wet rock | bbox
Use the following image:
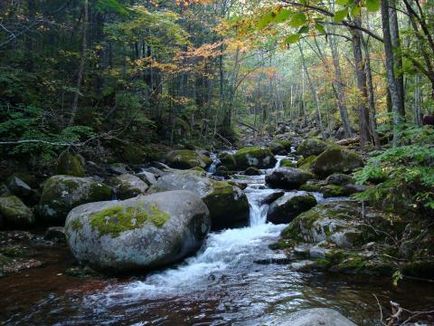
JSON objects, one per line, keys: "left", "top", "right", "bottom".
{"left": 0, "top": 196, "right": 34, "bottom": 228}
{"left": 165, "top": 150, "right": 212, "bottom": 170}
{"left": 244, "top": 167, "right": 261, "bottom": 176}
{"left": 56, "top": 152, "right": 86, "bottom": 177}
{"left": 153, "top": 170, "right": 249, "bottom": 230}
{"left": 215, "top": 165, "right": 230, "bottom": 178}
{"left": 280, "top": 159, "right": 296, "bottom": 168}
{"left": 312, "top": 147, "right": 364, "bottom": 178}
{"left": 296, "top": 138, "right": 328, "bottom": 157}
{"left": 269, "top": 140, "right": 292, "bottom": 155}
{"left": 38, "top": 175, "right": 112, "bottom": 225}
{"left": 108, "top": 163, "right": 132, "bottom": 175}
{"left": 219, "top": 152, "right": 237, "bottom": 171}
{"left": 44, "top": 226, "right": 66, "bottom": 242}
{"left": 326, "top": 173, "right": 354, "bottom": 186}
{"left": 297, "top": 155, "right": 317, "bottom": 171}
{"left": 6, "top": 176, "right": 33, "bottom": 198}
{"left": 108, "top": 174, "right": 148, "bottom": 200}
{"left": 137, "top": 170, "right": 157, "bottom": 186}
{"left": 266, "top": 168, "right": 314, "bottom": 190}
{"left": 65, "top": 191, "right": 210, "bottom": 273}
{"left": 278, "top": 308, "right": 356, "bottom": 326}
{"left": 233, "top": 147, "right": 276, "bottom": 170}
{"left": 261, "top": 191, "right": 285, "bottom": 205}
{"left": 300, "top": 180, "right": 323, "bottom": 192}
{"left": 267, "top": 193, "right": 317, "bottom": 224}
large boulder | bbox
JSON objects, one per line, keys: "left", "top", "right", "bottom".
{"left": 152, "top": 170, "right": 249, "bottom": 229}
{"left": 0, "top": 196, "right": 34, "bottom": 228}
{"left": 219, "top": 152, "right": 237, "bottom": 171}
{"left": 312, "top": 147, "right": 364, "bottom": 178}
{"left": 296, "top": 138, "right": 328, "bottom": 157}
{"left": 65, "top": 191, "right": 210, "bottom": 273}
{"left": 109, "top": 174, "right": 148, "bottom": 200}
{"left": 269, "top": 140, "right": 292, "bottom": 155}
{"left": 266, "top": 168, "right": 314, "bottom": 190}
{"left": 38, "top": 175, "right": 112, "bottom": 224}
{"left": 165, "top": 150, "right": 212, "bottom": 170}
{"left": 267, "top": 193, "right": 317, "bottom": 224}
{"left": 56, "top": 152, "right": 86, "bottom": 177}
{"left": 233, "top": 147, "right": 277, "bottom": 170}
{"left": 277, "top": 308, "right": 356, "bottom": 326}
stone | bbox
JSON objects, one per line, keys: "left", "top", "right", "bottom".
{"left": 38, "top": 175, "right": 113, "bottom": 225}
{"left": 261, "top": 191, "right": 285, "bottom": 205}
{"left": 296, "top": 138, "right": 329, "bottom": 157}
{"left": 65, "top": 191, "right": 210, "bottom": 273}
{"left": 278, "top": 308, "right": 356, "bottom": 326}
{"left": 267, "top": 193, "right": 317, "bottom": 224}
{"left": 0, "top": 196, "right": 34, "bottom": 228}
{"left": 266, "top": 168, "right": 314, "bottom": 190}
{"left": 165, "top": 150, "right": 212, "bottom": 170}
{"left": 137, "top": 170, "right": 157, "bottom": 186}
{"left": 6, "top": 176, "right": 33, "bottom": 198}
{"left": 244, "top": 167, "right": 262, "bottom": 176}
{"left": 56, "top": 152, "right": 86, "bottom": 177}
{"left": 312, "top": 147, "right": 364, "bottom": 178}
{"left": 326, "top": 173, "right": 355, "bottom": 186}
{"left": 44, "top": 226, "right": 66, "bottom": 242}
{"left": 233, "top": 147, "right": 277, "bottom": 170}
{"left": 109, "top": 174, "right": 148, "bottom": 200}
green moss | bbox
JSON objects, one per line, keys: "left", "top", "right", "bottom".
{"left": 219, "top": 153, "right": 236, "bottom": 170}
{"left": 321, "top": 185, "right": 347, "bottom": 198}
{"left": 300, "top": 183, "right": 322, "bottom": 192}
{"left": 280, "top": 159, "right": 296, "bottom": 168}
{"left": 297, "top": 155, "right": 317, "bottom": 171}
{"left": 89, "top": 204, "right": 170, "bottom": 237}
{"left": 57, "top": 152, "right": 85, "bottom": 177}
{"left": 70, "top": 219, "right": 83, "bottom": 231}
{"left": 89, "top": 182, "right": 112, "bottom": 201}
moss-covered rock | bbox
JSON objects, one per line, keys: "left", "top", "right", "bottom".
{"left": 165, "top": 150, "right": 211, "bottom": 170}
{"left": 38, "top": 175, "right": 112, "bottom": 225}
{"left": 121, "top": 143, "right": 147, "bottom": 164}
{"left": 320, "top": 185, "right": 348, "bottom": 198}
{"left": 233, "top": 147, "right": 277, "bottom": 170}
{"left": 280, "top": 159, "right": 296, "bottom": 168}
{"left": 297, "top": 155, "right": 317, "bottom": 171}
{"left": 296, "top": 138, "right": 328, "bottom": 157}
{"left": 266, "top": 168, "right": 314, "bottom": 190}
{"left": 56, "top": 152, "right": 86, "bottom": 177}
{"left": 0, "top": 196, "right": 34, "bottom": 228}
{"left": 299, "top": 181, "right": 323, "bottom": 192}
{"left": 312, "top": 146, "right": 364, "bottom": 178}
{"left": 244, "top": 167, "right": 261, "bottom": 176}
{"left": 152, "top": 170, "right": 249, "bottom": 229}
{"left": 219, "top": 152, "right": 237, "bottom": 171}
{"left": 269, "top": 140, "right": 292, "bottom": 155}
{"left": 65, "top": 191, "right": 210, "bottom": 273}
{"left": 108, "top": 174, "right": 148, "bottom": 200}
{"left": 326, "top": 173, "right": 354, "bottom": 186}
{"left": 267, "top": 193, "right": 317, "bottom": 224}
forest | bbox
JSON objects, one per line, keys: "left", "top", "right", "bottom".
{"left": 0, "top": 0, "right": 433, "bottom": 325}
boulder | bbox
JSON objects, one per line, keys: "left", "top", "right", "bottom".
{"left": 219, "top": 152, "right": 237, "bottom": 171}
{"left": 233, "top": 147, "right": 277, "bottom": 170}
{"left": 165, "top": 150, "right": 212, "bottom": 170}
{"left": 296, "top": 138, "right": 328, "bottom": 156}
{"left": 266, "top": 168, "right": 314, "bottom": 190}
{"left": 312, "top": 147, "right": 364, "bottom": 178}
{"left": 244, "top": 167, "right": 261, "bottom": 176}
{"left": 44, "top": 226, "right": 66, "bottom": 242}
{"left": 56, "top": 152, "right": 86, "bottom": 177}
{"left": 267, "top": 193, "right": 317, "bottom": 224}
{"left": 280, "top": 159, "right": 296, "bottom": 168}
{"left": 261, "top": 191, "right": 285, "bottom": 205}
{"left": 65, "top": 191, "right": 210, "bottom": 273}
{"left": 109, "top": 174, "right": 148, "bottom": 200}
{"left": 137, "top": 170, "right": 157, "bottom": 186}
{"left": 326, "top": 173, "right": 354, "bottom": 186}
{"left": 0, "top": 196, "right": 34, "bottom": 228}
{"left": 6, "top": 176, "right": 33, "bottom": 198}
{"left": 108, "top": 163, "right": 132, "bottom": 175}
{"left": 297, "top": 155, "right": 317, "bottom": 171}
{"left": 269, "top": 140, "right": 292, "bottom": 155}
{"left": 153, "top": 170, "right": 249, "bottom": 229}
{"left": 278, "top": 308, "right": 356, "bottom": 326}
{"left": 38, "top": 175, "right": 112, "bottom": 225}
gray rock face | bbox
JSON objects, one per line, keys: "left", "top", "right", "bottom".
{"left": 153, "top": 170, "right": 249, "bottom": 230}
{"left": 109, "top": 174, "right": 148, "bottom": 200}
{"left": 278, "top": 308, "right": 356, "bottom": 326}
{"left": 0, "top": 195, "right": 34, "bottom": 228}
{"left": 266, "top": 168, "right": 314, "bottom": 190}
{"left": 65, "top": 191, "right": 210, "bottom": 273}
{"left": 38, "top": 175, "right": 112, "bottom": 224}
{"left": 267, "top": 193, "right": 317, "bottom": 224}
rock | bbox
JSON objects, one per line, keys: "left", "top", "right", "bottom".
{"left": 244, "top": 167, "right": 261, "bottom": 176}
{"left": 38, "top": 175, "right": 112, "bottom": 225}
{"left": 6, "top": 176, "right": 33, "bottom": 198}
{"left": 108, "top": 163, "right": 132, "bottom": 175}
{"left": 277, "top": 308, "right": 356, "bottom": 326}
{"left": 269, "top": 140, "right": 292, "bottom": 155}
{"left": 266, "top": 168, "right": 314, "bottom": 190}
{"left": 109, "top": 174, "right": 148, "bottom": 200}
{"left": 300, "top": 181, "right": 323, "bottom": 192}
{"left": 326, "top": 173, "right": 354, "bottom": 186}
{"left": 120, "top": 143, "right": 146, "bottom": 164}
{"left": 233, "top": 147, "right": 276, "bottom": 170}
{"left": 44, "top": 226, "right": 66, "bottom": 242}
{"left": 152, "top": 170, "right": 249, "bottom": 229}
{"left": 280, "top": 159, "right": 296, "bottom": 168}
{"left": 0, "top": 184, "right": 11, "bottom": 197}
{"left": 65, "top": 191, "right": 210, "bottom": 273}
{"left": 321, "top": 185, "right": 349, "bottom": 198}
{"left": 312, "top": 147, "right": 364, "bottom": 178}
{"left": 267, "top": 193, "right": 317, "bottom": 224}
{"left": 215, "top": 165, "right": 230, "bottom": 178}
{"left": 219, "top": 152, "right": 237, "bottom": 171}
{"left": 142, "top": 167, "right": 164, "bottom": 178}
{"left": 0, "top": 196, "right": 34, "bottom": 228}
{"left": 165, "top": 150, "right": 212, "bottom": 170}
{"left": 261, "top": 191, "right": 285, "bottom": 205}
{"left": 296, "top": 138, "right": 328, "bottom": 156}
{"left": 56, "top": 152, "right": 86, "bottom": 177}
{"left": 297, "top": 155, "right": 317, "bottom": 171}
{"left": 137, "top": 170, "right": 157, "bottom": 186}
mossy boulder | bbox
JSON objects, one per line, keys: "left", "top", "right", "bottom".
{"left": 280, "top": 159, "right": 296, "bottom": 168}
{"left": 325, "top": 173, "right": 354, "bottom": 186}
{"left": 0, "top": 196, "right": 34, "bottom": 228}
{"left": 297, "top": 155, "right": 317, "bottom": 171}
{"left": 56, "top": 152, "right": 86, "bottom": 177}
{"left": 244, "top": 167, "right": 261, "bottom": 176}
{"left": 165, "top": 150, "right": 212, "bottom": 170}
{"left": 108, "top": 174, "right": 148, "bottom": 200}
{"left": 269, "top": 140, "right": 292, "bottom": 155}
{"left": 152, "top": 170, "right": 249, "bottom": 229}
{"left": 233, "top": 147, "right": 277, "bottom": 170}
{"left": 267, "top": 193, "right": 317, "bottom": 224}
{"left": 121, "top": 143, "right": 147, "bottom": 164}
{"left": 266, "top": 168, "right": 314, "bottom": 190}
{"left": 65, "top": 191, "right": 210, "bottom": 273}
{"left": 38, "top": 175, "right": 113, "bottom": 225}
{"left": 296, "top": 138, "right": 328, "bottom": 157}
{"left": 219, "top": 152, "right": 237, "bottom": 170}
{"left": 312, "top": 147, "right": 364, "bottom": 178}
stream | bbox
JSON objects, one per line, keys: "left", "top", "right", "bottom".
{"left": 1, "top": 155, "right": 434, "bottom": 325}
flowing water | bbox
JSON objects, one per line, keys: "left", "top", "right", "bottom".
{"left": 1, "top": 157, "right": 434, "bottom": 325}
